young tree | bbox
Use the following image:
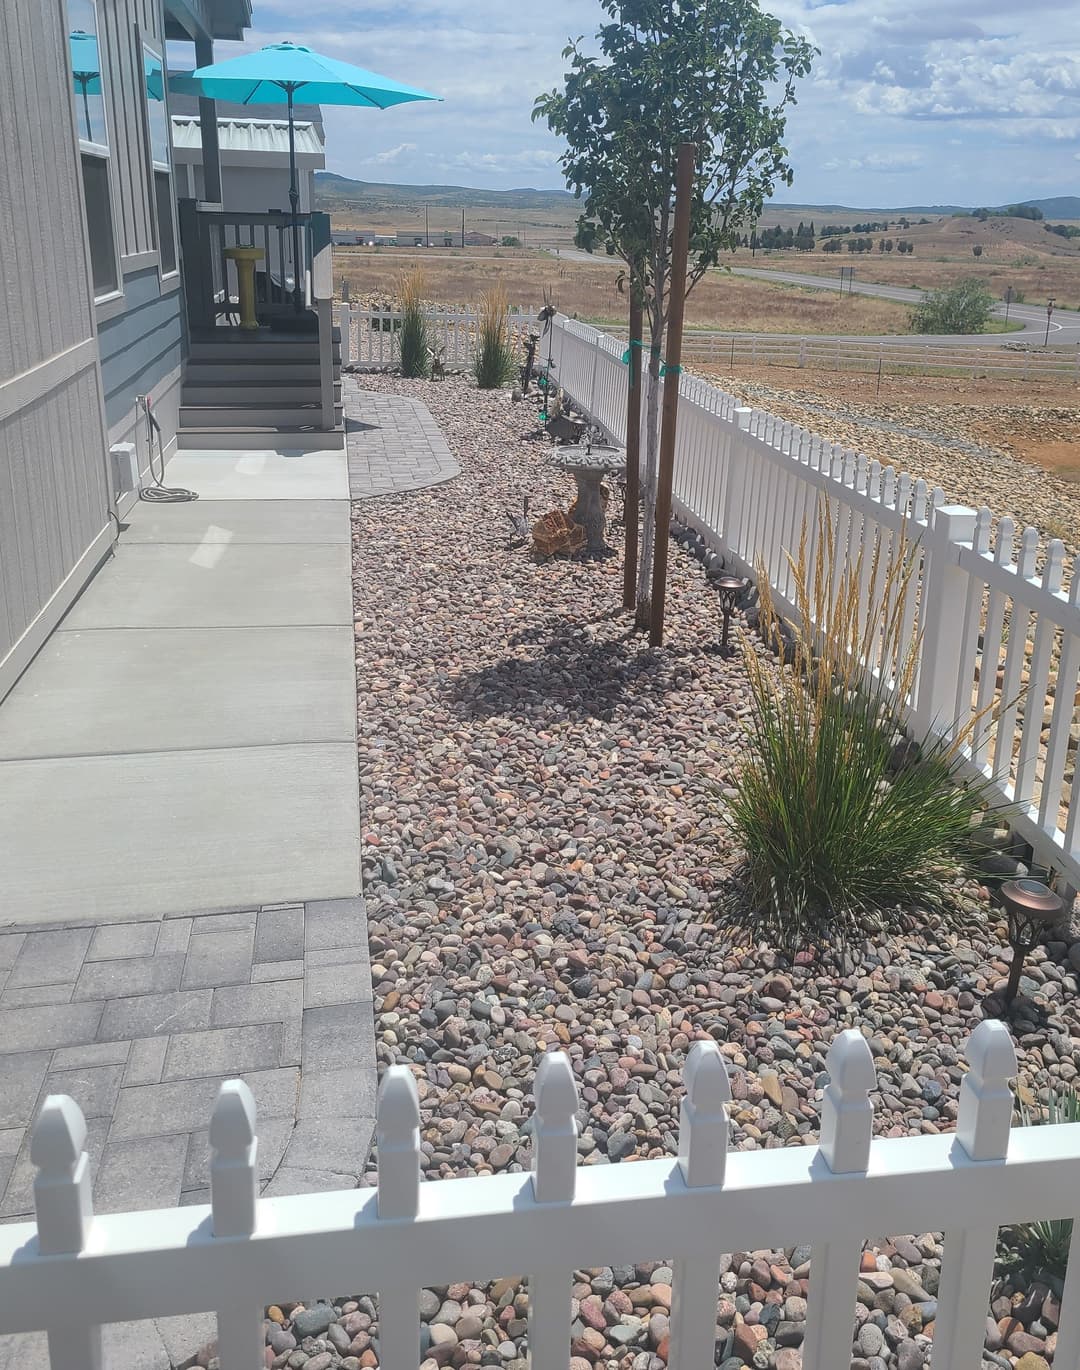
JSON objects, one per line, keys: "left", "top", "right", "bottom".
{"left": 911, "top": 278, "right": 994, "bottom": 334}
{"left": 972, "top": 244, "right": 983, "bottom": 258}
{"left": 535, "top": 0, "right": 815, "bottom": 627}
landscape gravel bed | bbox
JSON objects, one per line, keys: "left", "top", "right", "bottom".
{"left": 250, "top": 375, "right": 1080, "bottom": 1370}
{"left": 707, "top": 373, "right": 1080, "bottom": 556}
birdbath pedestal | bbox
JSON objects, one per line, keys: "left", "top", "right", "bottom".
{"left": 224, "top": 245, "right": 265, "bottom": 331}
{"left": 558, "top": 444, "right": 626, "bottom": 557}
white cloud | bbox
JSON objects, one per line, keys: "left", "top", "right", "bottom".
{"left": 370, "top": 142, "right": 417, "bottom": 165}
{"left": 216, "top": 0, "right": 1080, "bottom": 203}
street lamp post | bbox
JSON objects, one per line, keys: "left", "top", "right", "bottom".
{"left": 1045, "top": 298, "right": 1056, "bottom": 347}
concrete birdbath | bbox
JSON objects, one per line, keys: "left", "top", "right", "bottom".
{"left": 557, "top": 444, "right": 626, "bottom": 557}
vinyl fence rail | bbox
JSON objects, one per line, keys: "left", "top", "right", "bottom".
{"left": 3, "top": 1022, "right": 1080, "bottom": 1370}
{"left": 337, "top": 305, "right": 542, "bottom": 369}
{"left": 550, "top": 314, "right": 1080, "bottom": 889}
{"left": 600, "top": 327, "right": 1080, "bottom": 382}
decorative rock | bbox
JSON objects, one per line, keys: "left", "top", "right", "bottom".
{"left": 292, "top": 1307, "right": 336, "bottom": 1340}
{"left": 1015, "top": 1357, "right": 1051, "bottom": 1370}
{"left": 858, "top": 1324, "right": 885, "bottom": 1358}
{"left": 733, "top": 1323, "right": 768, "bottom": 1360}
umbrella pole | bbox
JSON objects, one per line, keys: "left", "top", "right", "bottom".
{"left": 287, "top": 85, "right": 302, "bottom": 315}
{"left": 79, "top": 79, "right": 93, "bottom": 142}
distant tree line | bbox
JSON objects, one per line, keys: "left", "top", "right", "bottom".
{"left": 968, "top": 204, "right": 1044, "bottom": 221}
{"left": 820, "top": 236, "right": 913, "bottom": 254}
{"left": 820, "top": 220, "right": 898, "bottom": 236}
{"left": 740, "top": 221, "right": 816, "bottom": 252}
{"left": 1046, "top": 222, "right": 1080, "bottom": 240}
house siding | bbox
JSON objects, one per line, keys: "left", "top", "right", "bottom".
{"left": 0, "top": 0, "right": 113, "bottom": 694}
{"left": 99, "top": 0, "right": 160, "bottom": 260}
{"left": 98, "top": 265, "right": 185, "bottom": 462}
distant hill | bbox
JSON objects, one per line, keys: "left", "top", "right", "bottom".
{"left": 314, "top": 173, "right": 575, "bottom": 212}
{"left": 317, "top": 174, "right": 1080, "bottom": 221}
{"left": 772, "top": 196, "right": 1080, "bottom": 219}
{"left": 1018, "top": 197, "right": 1080, "bottom": 220}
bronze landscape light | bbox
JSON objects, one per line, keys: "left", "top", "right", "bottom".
{"left": 999, "top": 877, "right": 1065, "bottom": 1005}
{"left": 715, "top": 576, "right": 746, "bottom": 656}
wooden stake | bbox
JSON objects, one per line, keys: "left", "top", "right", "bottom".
{"left": 623, "top": 287, "right": 643, "bottom": 613}
{"left": 649, "top": 143, "right": 696, "bottom": 648}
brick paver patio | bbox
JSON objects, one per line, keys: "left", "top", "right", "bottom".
{"left": 0, "top": 896, "right": 375, "bottom": 1222}
{"left": 345, "top": 382, "right": 460, "bottom": 498}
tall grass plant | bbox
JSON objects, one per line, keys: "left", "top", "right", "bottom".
{"left": 474, "top": 286, "right": 516, "bottom": 389}
{"left": 728, "top": 507, "right": 992, "bottom": 951}
{"left": 399, "top": 268, "right": 429, "bottom": 379}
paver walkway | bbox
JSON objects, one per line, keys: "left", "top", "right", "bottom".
{"left": 345, "top": 380, "right": 460, "bottom": 498}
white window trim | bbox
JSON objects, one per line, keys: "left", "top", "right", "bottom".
{"left": 140, "top": 36, "right": 180, "bottom": 283}
{"left": 70, "top": 0, "right": 123, "bottom": 305}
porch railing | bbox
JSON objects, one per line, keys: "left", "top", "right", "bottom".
{"left": 338, "top": 304, "right": 542, "bottom": 369}
{"left": 177, "top": 201, "right": 330, "bottom": 332}
{"left": 0, "top": 1021, "right": 1077, "bottom": 1368}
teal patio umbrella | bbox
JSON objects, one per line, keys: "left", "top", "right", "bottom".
{"left": 170, "top": 43, "right": 440, "bottom": 313}
{"left": 69, "top": 31, "right": 101, "bottom": 142}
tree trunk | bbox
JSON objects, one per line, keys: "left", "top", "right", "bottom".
{"left": 635, "top": 354, "right": 662, "bottom": 629}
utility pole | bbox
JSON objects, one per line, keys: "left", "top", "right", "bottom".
{"left": 1045, "top": 298, "right": 1056, "bottom": 347}
{"left": 649, "top": 142, "right": 696, "bottom": 648}
{"left": 461, "top": 208, "right": 465, "bottom": 249}
{"left": 1004, "top": 285, "right": 1014, "bottom": 323}
{"left": 425, "top": 204, "right": 429, "bottom": 247}
{"left": 623, "top": 283, "right": 643, "bottom": 614}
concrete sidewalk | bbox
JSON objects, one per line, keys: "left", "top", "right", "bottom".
{"left": 0, "top": 447, "right": 360, "bottom": 923}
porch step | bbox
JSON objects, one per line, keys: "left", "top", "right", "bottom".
{"left": 182, "top": 380, "right": 342, "bottom": 405}
{"left": 188, "top": 338, "right": 341, "bottom": 365}
{"left": 179, "top": 403, "right": 344, "bottom": 429}
{"left": 176, "top": 425, "right": 345, "bottom": 452}
{"left": 186, "top": 361, "right": 327, "bottom": 384}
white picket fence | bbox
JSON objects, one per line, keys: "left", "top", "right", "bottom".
{"left": 3, "top": 1022, "right": 1080, "bottom": 1370}
{"left": 337, "top": 305, "right": 542, "bottom": 369}
{"left": 601, "top": 329, "right": 1080, "bottom": 382}
{"left": 549, "top": 314, "right": 1080, "bottom": 890}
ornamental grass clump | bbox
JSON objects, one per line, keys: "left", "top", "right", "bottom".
{"left": 729, "top": 508, "right": 989, "bottom": 952}
{"left": 474, "top": 286, "right": 516, "bottom": 389}
{"left": 398, "top": 267, "right": 429, "bottom": 379}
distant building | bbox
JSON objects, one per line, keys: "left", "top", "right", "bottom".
{"left": 464, "top": 232, "right": 496, "bottom": 247}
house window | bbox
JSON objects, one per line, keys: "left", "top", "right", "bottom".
{"left": 143, "top": 45, "right": 176, "bottom": 276}
{"left": 69, "top": 0, "right": 118, "bottom": 297}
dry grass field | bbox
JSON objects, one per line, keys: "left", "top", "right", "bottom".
{"left": 335, "top": 247, "right": 914, "bottom": 334}
{"left": 741, "top": 212, "right": 1080, "bottom": 307}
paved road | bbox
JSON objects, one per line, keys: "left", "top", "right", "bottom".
{"left": 731, "top": 266, "right": 1080, "bottom": 344}
{"left": 553, "top": 248, "right": 1080, "bottom": 346}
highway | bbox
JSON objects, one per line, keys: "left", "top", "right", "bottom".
{"left": 553, "top": 248, "right": 1080, "bottom": 346}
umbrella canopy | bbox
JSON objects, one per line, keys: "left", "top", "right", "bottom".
{"left": 170, "top": 43, "right": 439, "bottom": 313}
{"left": 168, "top": 42, "right": 438, "bottom": 109}
{"left": 69, "top": 30, "right": 101, "bottom": 86}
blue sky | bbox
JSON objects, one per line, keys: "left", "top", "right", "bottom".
{"left": 197, "top": 0, "right": 1080, "bottom": 207}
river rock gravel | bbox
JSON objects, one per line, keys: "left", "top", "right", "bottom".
{"left": 252, "top": 375, "right": 1080, "bottom": 1370}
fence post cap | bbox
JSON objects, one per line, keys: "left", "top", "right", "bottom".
{"left": 535, "top": 1050, "right": 578, "bottom": 1121}
{"left": 967, "top": 1019, "right": 1017, "bottom": 1083}
{"left": 209, "top": 1079, "right": 256, "bottom": 1155}
{"left": 378, "top": 1063, "right": 421, "bottom": 1132}
{"left": 958, "top": 1020, "right": 1017, "bottom": 1162}
{"left": 826, "top": 1028, "right": 876, "bottom": 1092}
{"left": 31, "top": 1095, "right": 86, "bottom": 1173}
{"left": 683, "top": 1039, "right": 731, "bottom": 1112}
